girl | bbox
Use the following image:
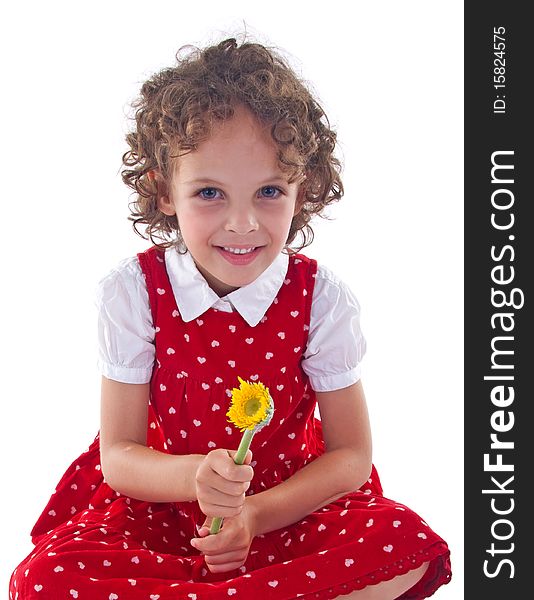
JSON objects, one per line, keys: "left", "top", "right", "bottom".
{"left": 10, "top": 38, "right": 451, "bottom": 599}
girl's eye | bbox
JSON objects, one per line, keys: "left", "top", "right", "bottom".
{"left": 260, "top": 186, "right": 282, "bottom": 198}
{"left": 198, "top": 187, "right": 221, "bottom": 200}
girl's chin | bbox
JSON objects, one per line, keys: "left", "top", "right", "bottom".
{"left": 207, "top": 269, "right": 263, "bottom": 297}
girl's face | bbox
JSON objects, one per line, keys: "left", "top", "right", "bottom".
{"left": 158, "top": 106, "right": 303, "bottom": 296}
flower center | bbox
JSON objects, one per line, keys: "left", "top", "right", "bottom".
{"left": 244, "top": 397, "right": 261, "bottom": 416}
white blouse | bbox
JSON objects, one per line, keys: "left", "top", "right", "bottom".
{"left": 95, "top": 248, "right": 366, "bottom": 392}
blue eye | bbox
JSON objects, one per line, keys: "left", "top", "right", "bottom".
{"left": 199, "top": 187, "right": 221, "bottom": 200}
{"left": 260, "top": 186, "right": 281, "bottom": 198}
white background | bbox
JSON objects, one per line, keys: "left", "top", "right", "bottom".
{"left": 1, "top": 1, "right": 463, "bottom": 597}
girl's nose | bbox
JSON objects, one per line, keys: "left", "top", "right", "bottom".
{"left": 224, "top": 206, "right": 259, "bottom": 235}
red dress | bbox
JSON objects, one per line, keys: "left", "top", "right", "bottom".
{"left": 10, "top": 247, "right": 451, "bottom": 599}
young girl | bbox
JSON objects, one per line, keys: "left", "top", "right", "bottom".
{"left": 10, "top": 38, "right": 451, "bottom": 599}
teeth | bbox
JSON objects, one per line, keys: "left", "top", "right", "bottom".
{"left": 222, "top": 247, "right": 256, "bottom": 255}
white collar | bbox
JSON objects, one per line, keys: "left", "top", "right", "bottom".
{"left": 164, "top": 248, "right": 289, "bottom": 327}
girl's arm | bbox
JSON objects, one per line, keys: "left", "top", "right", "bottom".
{"left": 100, "top": 376, "right": 204, "bottom": 502}
{"left": 246, "top": 380, "right": 372, "bottom": 536}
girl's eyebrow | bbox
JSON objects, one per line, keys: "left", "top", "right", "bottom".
{"left": 182, "top": 175, "right": 289, "bottom": 186}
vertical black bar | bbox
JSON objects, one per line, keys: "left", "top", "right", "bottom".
{"left": 465, "top": 3, "right": 532, "bottom": 597}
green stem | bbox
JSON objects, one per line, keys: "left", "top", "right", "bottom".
{"left": 234, "top": 428, "right": 255, "bottom": 465}
{"left": 209, "top": 429, "right": 255, "bottom": 535}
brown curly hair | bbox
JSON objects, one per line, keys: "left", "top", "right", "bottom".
{"left": 121, "top": 37, "right": 344, "bottom": 251}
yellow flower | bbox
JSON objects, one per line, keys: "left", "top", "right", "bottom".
{"left": 226, "top": 377, "right": 274, "bottom": 432}
{"left": 211, "top": 376, "right": 275, "bottom": 534}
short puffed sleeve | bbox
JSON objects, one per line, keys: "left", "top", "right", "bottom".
{"left": 301, "top": 264, "right": 367, "bottom": 392}
{"left": 95, "top": 256, "right": 155, "bottom": 384}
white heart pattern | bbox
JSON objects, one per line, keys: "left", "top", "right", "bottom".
{"left": 393, "top": 520, "right": 401, "bottom": 528}
{"left": 54, "top": 566, "right": 64, "bottom": 572}
{"left": 345, "top": 558, "right": 354, "bottom": 567}
{"left": 268, "top": 580, "right": 279, "bottom": 587}
{"left": 69, "top": 591, "right": 78, "bottom": 598}
{"left": 306, "top": 571, "right": 316, "bottom": 579}
{"left": 197, "top": 357, "right": 206, "bottom": 364}
{"left": 383, "top": 544, "right": 393, "bottom": 552}
{"left": 211, "top": 340, "right": 220, "bottom": 347}
{"left": 265, "top": 352, "right": 274, "bottom": 359}
{"left": 245, "top": 338, "right": 254, "bottom": 344}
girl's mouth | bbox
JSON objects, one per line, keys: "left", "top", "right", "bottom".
{"left": 216, "top": 246, "right": 262, "bottom": 265}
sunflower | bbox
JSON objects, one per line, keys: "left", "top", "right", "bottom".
{"left": 210, "top": 377, "right": 275, "bottom": 535}
{"left": 226, "top": 377, "right": 274, "bottom": 432}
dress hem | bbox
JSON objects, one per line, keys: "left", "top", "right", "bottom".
{"left": 291, "top": 542, "right": 450, "bottom": 600}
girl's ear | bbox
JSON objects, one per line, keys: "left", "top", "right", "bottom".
{"left": 158, "top": 193, "right": 176, "bottom": 216}
{"left": 151, "top": 171, "right": 176, "bottom": 216}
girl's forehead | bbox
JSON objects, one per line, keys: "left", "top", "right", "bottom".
{"left": 173, "top": 110, "right": 283, "bottom": 179}
{"left": 204, "top": 107, "right": 273, "bottom": 149}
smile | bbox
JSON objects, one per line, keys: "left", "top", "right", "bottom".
{"left": 216, "top": 245, "right": 262, "bottom": 265}
{"left": 222, "top": 246, "right": 256, "bottom": 255}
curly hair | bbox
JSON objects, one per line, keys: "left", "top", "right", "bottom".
{"left": 122, "top": 37, "right": 344, "bottom": 251}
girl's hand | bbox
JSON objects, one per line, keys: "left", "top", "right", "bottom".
{"left": 191, "top": 500, "right": 258, "bottom": 573}
{"left": 195, "top": 448, "right": 254, "bottom": 519}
